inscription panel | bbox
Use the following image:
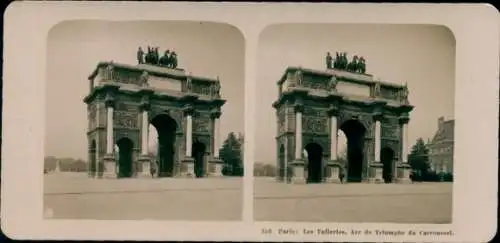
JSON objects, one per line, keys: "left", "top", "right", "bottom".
{"left": 149, "top": 76, "right": 182, "bottom": 92}
{"left": 337, "top": 81, "right": 371, "bottom": 97}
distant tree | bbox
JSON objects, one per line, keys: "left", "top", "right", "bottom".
{"left": 408, "top": 138, "right": 431, "bottom": 181}
{"left": 220, "top": 132, "right": 244, "bottom": 176}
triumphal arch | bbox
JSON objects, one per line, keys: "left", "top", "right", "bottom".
{"left": 273, "top": 52, "right": 413, "bottom": 184}
{"left": 84, "top": 48, "right": 225, "bottom": 178}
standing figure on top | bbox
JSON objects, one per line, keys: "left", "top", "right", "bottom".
{"left": 326, "top": 52, "right": 333, "bottom": 69}
{"left": 137, "top": 47, "right": 144, "bottom": 64}
{"left": 159, "top": 49, "right": 171, "bottom": 66}
{"left": 170, "top": 51, "right": 178, "bottom": 69}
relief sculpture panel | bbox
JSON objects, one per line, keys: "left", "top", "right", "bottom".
{"left": 192, "top": 81, "right": 212, "bottom": 96}
{"left": 88, "top": 104, "right": 96, "bottom": 131}
{"left": 114, "top": 111, "right": 139, "bottom": 129}
{"left": 193, "top": 113, "right": 211, "bottom": 134}
{"left": 302, "top": 77, "right": 328, "bottom": 90}
{"left": 277, "top": 108, "right": 286, "bottom": 134}
{"left": 303, "top": 116, "right": 328, "bottom": 134}
{"left": 114, "top": 69, "right": 141, "bottom": 85}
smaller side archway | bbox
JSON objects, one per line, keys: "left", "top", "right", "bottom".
{"left": 278, "top": 144, "right": 285, "bottom": 181}
{"left": 305, "top": 142, "right": 324, "bottom": 183}
{"left": 192, "top": 141, "right": 207, "bottom": 178}
{"left": 381, "top": 147, "right": 395, "bottom": 183}
{"left": 116, "top": 137, "right": 134, "bottom": 178}
{"left": 89, "top": 139, "right": 97, "bottom": 176}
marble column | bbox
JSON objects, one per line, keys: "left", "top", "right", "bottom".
{"left": 186, "top": 114, "right": 193, "bottom": 157}
{"left": 141, "top": 110, "right": 149, "bottom": 155}
{"left": 330, "top": 116, "right": 338, "bottom": 161}
{"left": 401, "top": 122, "right": 409, "bottom": 163}
{"left": 374, "top": 119, "right": 381, "bottom": 162}
{"left": 326, "top": 109, "right": 341, "bottom": 183}
{"left": 213, "top": 117, "right": 220, "bottom": 158}
{"left": 182, "top": 107, "right": 195, "bottom": 177}
{"left": 103, "top": 101, "right": 116, "bottom": 178}
{"left": 291, "top": 105, "right": 305, "bottom": 184}
{"left": 396, "top": 116, "right": 412, "bottom": 183}
{"left": 209, "top": 111, "right": 223, "bottom": 177}
{"left": 106, "top": 105, "right": 114, "bottom": 154}
{"left": 138, "top": 107, "right": 152, "bottom": 177}
{"left": 369, "top": 114, "right": 384, "bottom": 183}
{"left": 294, "top": 111, "right": 302, "bottom": 160}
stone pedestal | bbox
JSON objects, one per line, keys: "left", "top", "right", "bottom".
{"left": 181, "top": 157, "right": 195, "bottom": 177}
{"left": 290, "top": 159, "right": 306, "bottom": 184}
{"left": 396, "top": 163, "right": 412, "bottom": 184}
{"left": 325, "top": 161, "right": 342, "bottom": 183}
{"left": 368, "top": 162, "right": 384, "bottom": 183}
{"left": 102, "top": 154, "right": 117, "bottom": 179}
{"left": 209, "top": 158, "right": 224, "bottom": 177}
{"left": 138, "top": 155, "right": 152, "bottom": 178}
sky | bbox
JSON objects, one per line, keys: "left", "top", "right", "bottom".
{"left": 45, "top": 21, "right": 245, "bottom": 160}
{"left": 255, "top": 24, "right": 456, "bottom": 164}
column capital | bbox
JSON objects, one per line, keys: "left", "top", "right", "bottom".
{"left": 293, "top": 104, "right": 304, "bottom": 113}
{"left": 327, "top": 107, "right": 339, "bottom": 117}
{"left": 183, "top": 105, "right": 195, "bottom": 116}
{"left": 372, "top": 112, "right": 384, "bottom": 122}
{"left": 139, "top": 102, "right": 150, "bottom": 111}
{"left": 211, "top": 111, "right": 222, "bottom": 119}
{"left": 104, "top": 98, "right": 115, "bottom": 109}
{"left": 398, "top": 114, "right": 410, "bottom": 124}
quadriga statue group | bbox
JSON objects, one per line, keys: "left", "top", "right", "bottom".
{"left": 137, "top": 46, "right": 178, "bottom": 69}
{"left": 326, "top": 52, "right": 366, "bottom": 74}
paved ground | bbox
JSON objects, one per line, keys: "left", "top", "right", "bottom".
{"left": 254, "top": 178, "right": 452, "bottom": 223}
{"left": 44, "top": 173, "right": 243, "bottom": 221}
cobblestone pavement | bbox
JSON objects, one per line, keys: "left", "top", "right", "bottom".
{"left": 44, "top": 173, "right": 243, "bottom": 221}
{"left": 254, "top": 178, "right": 452, "bottom": 223}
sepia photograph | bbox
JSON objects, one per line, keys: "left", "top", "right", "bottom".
{"left": 253, "top": 24, "right": 456, "bottom": 223}
{"left": 2, "top": 2, "right": 497, "bottom": 242}
{"left": 43, "top": 20, "right": 245, "bottom": 221}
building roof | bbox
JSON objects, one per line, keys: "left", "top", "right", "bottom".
{"left": 431, "top": 119, "right": 455, "bottom": 143}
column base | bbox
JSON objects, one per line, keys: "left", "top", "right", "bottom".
{"left": 208, "top": 158, "right": 224, "bottom": 177}
{"left": 368, "top": 162, "right": 384, "bottom": 183}
{"left": 181, "top": 157, "right": 195, "bottom": 177}
{"left": 137, "top": 155, "right": 152, "bottom": 178}
{"left": 325, "top": 161, "right": 342, "bottom": 184}
{"left": 102, "top": 154, "right": 117, "bottom": 179}
{"left": 396, "top": 163, "right": 412, "bottom": 183}
{"left": 290, "top": 159, "right": 306, "bottom": 184}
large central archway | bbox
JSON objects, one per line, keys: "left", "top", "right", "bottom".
{"left": 305, "top": 142, "right": 324, "bottom": 183}
{"left": 151, "top": 114, "right": 178, "bottom": 177}
{"left": 381, "top": 147, "right": 395, "bottom": 183}
{"left": 117, "top": 137, "right": 134, "bottom": 178}
{"left": 340, "top": 119, "right": 366, "bottom": 183}
{"left": 192, "top": 141, "right": 206, "bottom": 178}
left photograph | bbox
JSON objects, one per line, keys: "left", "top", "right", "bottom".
{"left": 43, "top": 21, "right": 245, "bottom": 221}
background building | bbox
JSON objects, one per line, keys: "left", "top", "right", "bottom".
{"left": 427, "top": 117, "right": 454, "bottom": 174}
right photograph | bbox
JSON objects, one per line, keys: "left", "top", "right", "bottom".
{"left": 253, "top": 24, "right": 455, "bottom": 223}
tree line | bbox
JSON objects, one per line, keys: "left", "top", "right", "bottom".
{"left": 44, "top": 132, "right": 245, "bottom": 177}
{"left": 253, "top": 138, "right": 453, "bottom": 182}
